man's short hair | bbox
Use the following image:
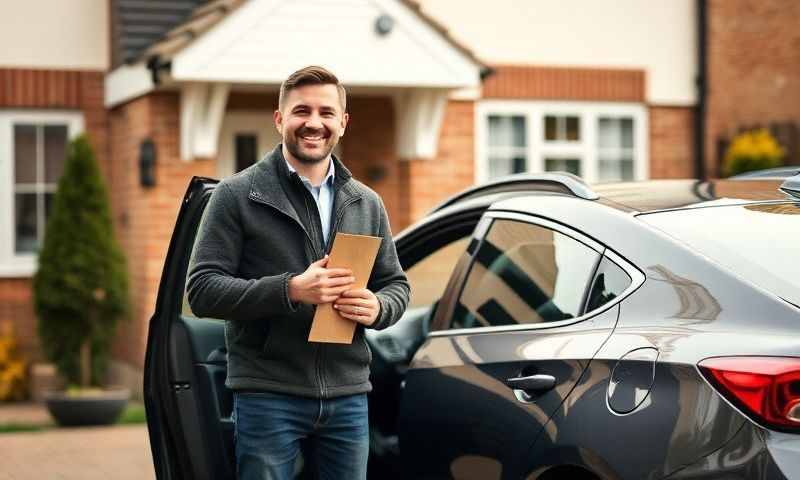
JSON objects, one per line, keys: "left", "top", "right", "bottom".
{"left": 279, "top": 66, "right": 347, "bottom": 112}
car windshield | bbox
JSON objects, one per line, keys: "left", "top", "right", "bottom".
{"left": 640, "top": 202, "right": 800, "bottom": 308}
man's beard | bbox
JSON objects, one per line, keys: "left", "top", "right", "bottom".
{"left": 285, "top": 127, "right": 338, "bottom": 165}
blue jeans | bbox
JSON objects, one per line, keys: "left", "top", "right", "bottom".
{"left": 233, "top": 391, "right": 369, "bottom": 480}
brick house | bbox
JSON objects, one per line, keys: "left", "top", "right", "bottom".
{"left": 1, "top": 0, "right": 797, "bottom": 395}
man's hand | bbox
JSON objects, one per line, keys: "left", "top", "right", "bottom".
{"left": 334, "top": 288, "right": 380, "bottom": 327}
{"left": 288, "top": 256, "right": 354, "bottom": 305}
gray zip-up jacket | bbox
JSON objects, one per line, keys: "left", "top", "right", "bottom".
{"left": 186, "top": 145, "right": 410, "bottom": 398}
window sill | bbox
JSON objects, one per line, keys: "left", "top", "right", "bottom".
{"left": 0, "top": 260, "right": 37, "bottom": 278}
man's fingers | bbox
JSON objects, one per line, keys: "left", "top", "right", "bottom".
{"left": 321, "top": 284, "right": 352, "bottom": 297}
{"left": 310, "top": 255, "right": 329, "bottom": 268}
{"left": 341, "top": 288, "right": 370, "bottom": 298}
{"left": 334, "top": 297, "right": 369, "bottom": 307}
{"left": 324, "top": 268, "right": 353, "bottom": 278}
{"left": 322, "top": 276, "right": 355, "bottom": 288}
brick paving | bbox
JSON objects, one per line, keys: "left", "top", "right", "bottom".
{"left": 0, "top": 403, "right": 154, "bottom": 480}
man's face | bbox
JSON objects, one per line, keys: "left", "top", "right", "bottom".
{"left": 275, "top": 84, "right": 348, "bottom": 165}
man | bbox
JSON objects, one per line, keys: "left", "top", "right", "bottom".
{"left": 186, "top": 66, "right": 410, "bottom": 480}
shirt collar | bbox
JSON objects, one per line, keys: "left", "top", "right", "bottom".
{"left": 284, "top": 156, "right": 335, "bottom": 188}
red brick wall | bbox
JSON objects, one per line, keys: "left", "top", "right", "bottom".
{"left": 398, "top": 100, "right": 475, "bottom": 228}
{"left": 0, "top": 68, "right": 108, "bottom": 364}
{"left": 109, "top": 92, "right": 216, "bottom": 370}
{"left": 483, "top": 65, "right": 645, "bottom": 102}
{"left": 649, "top": 106, "right": 695, "bottom": 179}
{"left": 706, "top": 0, "right": 800, "bottom": 176}
{"left": 342, "top": 96, "right": 402, "bottom": 232}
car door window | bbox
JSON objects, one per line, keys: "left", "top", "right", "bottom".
{"left": 405, "top": 236, "right": 471, "bottom": 310}
{"left": 583, "top": 256, "right": 632, "bottom": 314}
{"left": 451, "top": 219, "right": 600, "bottom": 328}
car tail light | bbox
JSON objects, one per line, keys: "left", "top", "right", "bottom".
{"left": 699, "top": 356, "right": 800, "bottom": 432}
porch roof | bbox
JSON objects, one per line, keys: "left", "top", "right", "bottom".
{"left": 106, "top": 0, "right": 488, "bottom": 161}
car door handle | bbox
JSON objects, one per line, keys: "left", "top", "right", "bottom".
{"left": 506, "top": 374, "right": 557, "bottom": 394}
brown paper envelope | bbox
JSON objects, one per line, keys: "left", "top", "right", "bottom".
{"left": 308, "top": 233, "right": 383, "bottom": 344}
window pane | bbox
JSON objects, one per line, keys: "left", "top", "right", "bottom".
{"left": 544, "top": 116, "right": 557, "bottom": 141}
{"left": 14, "top": 125, "right": 37, "bottom": 184}
{"left": 407, "top": 237, "right": 471, "bottom": 309}
{"left": 452, "top": 220, "right": 600, "bottom": 328}
{"left": 15, "top": 193, "right": 38, "bottom": 253}
{"left": 44, "top": 125, "right": 68, "bottom": 183}
{"left": 599, "top": 154, "right": 634, "bottom": 182}
{"left": 489, "top": 155, "right": 527, "bottom": 178}
{"left": 545, "top": 158, "right": 581, "bottom": 176}
{"left": 585, "top": 257, "right": 631, "bottom": 313}
{"left": 620, "top": 118, "right": 634, "bottom": 148}
{"left": 566, "top": 116, "right": 580, "bottom": 141}
{"left": 598, "top": 117, "right": 634, "bottom": 149}
{"left": 598, "top": 118, "right": 617, "bottom": 148}
{"left": 489, "top": 115, "right": 526, "bottom": 147}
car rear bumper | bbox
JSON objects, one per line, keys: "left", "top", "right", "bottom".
{"left": 665, "top": 422, "right": 800, "bottom": 479}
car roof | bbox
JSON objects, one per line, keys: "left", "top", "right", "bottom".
{"left": 429, "top": 172, "right": 797, "bottom": 217}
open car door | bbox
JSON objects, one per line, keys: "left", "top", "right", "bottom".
{"left": 144, "top": 177, "right": 234, "bottom": 480}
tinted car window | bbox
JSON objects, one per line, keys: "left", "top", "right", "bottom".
{"left": 640, "top": 202, "right": 800, "bottom": 307}
{"left": 406, "top": 236, "right": 470, "bottom": 310}
{"left": 584, "top": 256, "right": 632, "bottom": 313}
{"left": 452, "top": 219, "right": 600, "bottom": 328}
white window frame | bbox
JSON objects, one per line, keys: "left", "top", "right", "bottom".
{"left": 0, "top": 110, "right": 84, "bottom": 277}
{"left": 475, "top": 100, "right": 648, "bottom": 184}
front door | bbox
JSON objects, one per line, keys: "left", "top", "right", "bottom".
{"left": 218, "top": 113, "right": 280, "bottom": 177}
{"left": 398, "top": 213, "right": 629, "bottom": 479}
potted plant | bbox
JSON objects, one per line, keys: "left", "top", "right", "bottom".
{"left": 32, "top": 134, "right": 130, "bottom": 426}
{"left": 723, "top": 128, "right": 785, "bottom": 177}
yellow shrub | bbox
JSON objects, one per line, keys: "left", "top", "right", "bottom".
{"left": 723, "top": 128, "right": 785, "bottom": 177}
{"left": 0, "top": 322, "right": 27, "bottom": 401}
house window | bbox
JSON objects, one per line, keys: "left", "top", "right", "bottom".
{"left": 544, "top": 115, "right": 580, "bottom": 142}
{"left": 487, "top": 115, "right": 527, "bottom": 178}
{"left": 477, "top": 102, "right": 647, "bottom": 184}
{"left": 0, "top": 111, "right": 83, "bottom": 277}
{"left": 598, "top": 117, "right": 635, "bottom": 182}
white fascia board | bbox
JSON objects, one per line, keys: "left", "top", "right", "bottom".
{"left": 170, "top": 0, "right": 482, "bottom": 89}
{"left": 105, "top": 63, "right": 155, "bottom": 108}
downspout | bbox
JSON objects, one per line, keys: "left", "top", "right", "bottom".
{"left": 694, "top": 0, "right": 708, "bottom": 180}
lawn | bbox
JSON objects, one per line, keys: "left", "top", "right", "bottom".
{"left": 0, "top": 402, "right": 146, "bottom": 433}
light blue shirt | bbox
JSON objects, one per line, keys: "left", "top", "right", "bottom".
{"left": 285, "top": 158, "right": 335, "bottom": 245}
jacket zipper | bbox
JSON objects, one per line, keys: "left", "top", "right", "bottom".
{"left": 325, "top": 196, "right": 362, "bottom": 253}
{"left": 249, "top": 195, "right": 319, "bottom": 260}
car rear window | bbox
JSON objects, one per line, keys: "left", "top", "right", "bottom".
{"left": 640, "top": 202, "right": 800, "bottom": 307}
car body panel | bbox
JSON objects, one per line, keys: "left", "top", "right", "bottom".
{"left": 399, "top": 305, "right": 620, "bottom": 479}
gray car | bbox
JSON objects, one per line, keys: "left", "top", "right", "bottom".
{"left": 145, "top": 172, "right": 800, "bottom": 479}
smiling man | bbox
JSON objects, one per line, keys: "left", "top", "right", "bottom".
{"left": 186, "top": 66, "right": 410, "bottom": 480}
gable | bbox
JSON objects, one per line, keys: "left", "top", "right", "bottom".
{"left": 170, "top": 0, "right": 482, "bottom": 88}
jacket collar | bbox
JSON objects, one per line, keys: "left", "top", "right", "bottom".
{"left": 249, "top": 144, "right": 360, "bottom": 214}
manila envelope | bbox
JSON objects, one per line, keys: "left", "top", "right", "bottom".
{"left": 307, "top": 233, "right": 383, "bottom": 344}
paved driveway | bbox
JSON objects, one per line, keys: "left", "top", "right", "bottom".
{"left": 0, "top": 424, "right": 154, "bottom": 480}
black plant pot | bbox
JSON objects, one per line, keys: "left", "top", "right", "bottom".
{"left": 44, "top": 388, "right": 130, "bottom": 426}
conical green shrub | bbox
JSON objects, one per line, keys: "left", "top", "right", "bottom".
{"left": 32, "top": 134, "right": 129, "bottom": 387}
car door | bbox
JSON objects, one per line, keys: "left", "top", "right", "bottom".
{"left": 145, "top": 177, "right": 492, "bottom": 480}
{"left": 398, "top": 212, "right": 641, "bottom": 480}
{"left": 144, "top": 177, "right": 232, "bottom": 480}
